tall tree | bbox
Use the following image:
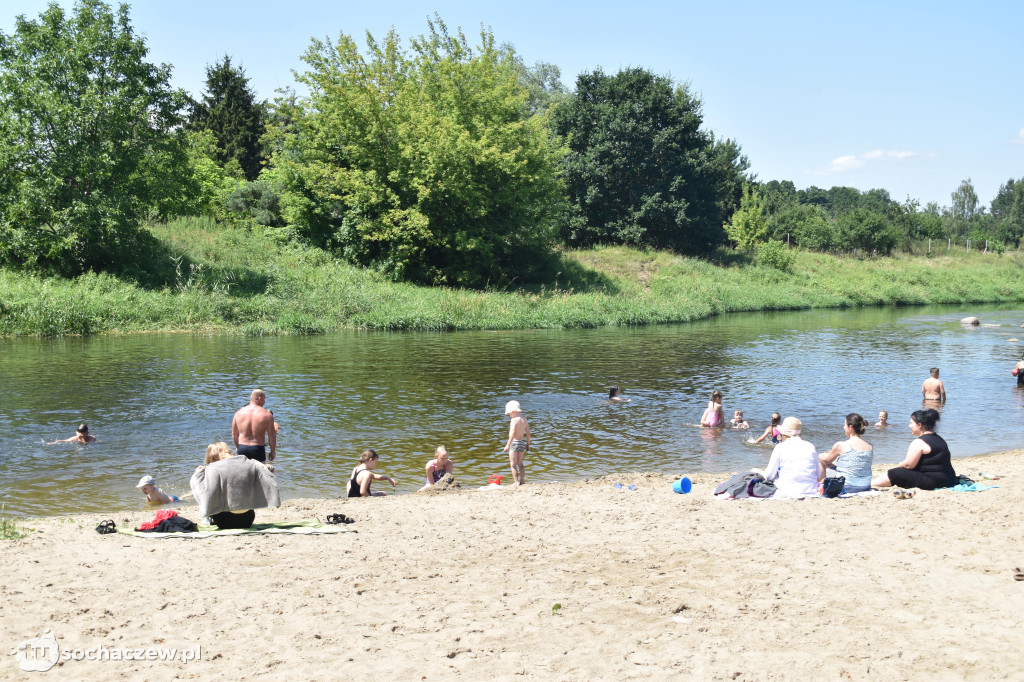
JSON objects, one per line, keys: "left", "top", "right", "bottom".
{"left": 189, "top": 55, "right": 266, "bottom": 182}
{"left": 0, "top": 0, "right": 189, "bottom": 274}
{"left": 267, "top": 18, "right": 564, "bottom": 286}
{"left": 949, "top": 178, "right": 979, "bottom": 239}
{"left": 552, "top": 68, "right": 734, "bottom": 252}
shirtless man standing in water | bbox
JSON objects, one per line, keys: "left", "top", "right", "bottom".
{"left": 232, "top": 389, "right": 276, "bottom": 462}
{"left": 922, "top": 368, "right": 946, "bottom": 402}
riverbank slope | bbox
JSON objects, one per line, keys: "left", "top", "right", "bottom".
{"left": 2, "top": 450, "right": 1021, "bottom": 680}
{"left": 3, "top": 218, "right": 1024, "bottom": 336}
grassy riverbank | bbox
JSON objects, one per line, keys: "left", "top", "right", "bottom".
{"left": 2, "top": 218, "right": 1024, "bottom": 336}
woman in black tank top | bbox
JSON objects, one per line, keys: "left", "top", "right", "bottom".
{"left": 871, "top": 408, "right": 957, "bottom": 490}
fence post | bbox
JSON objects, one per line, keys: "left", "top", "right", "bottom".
{"left": 928, "top": 238, "right": 931, "bottom": 253}
{"left": 948, "top": 238, "right": 951, "bottom": 250}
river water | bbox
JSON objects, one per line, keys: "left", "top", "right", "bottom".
{"left": 2, "top": 304, "right": 1023, "bottom": 517}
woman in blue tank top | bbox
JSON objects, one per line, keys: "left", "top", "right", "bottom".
{"left": 819, "top": 413, "right": 874, "bottom": 493}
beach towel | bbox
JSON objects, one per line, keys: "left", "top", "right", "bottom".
{"left": 942, "top": 483, "right": 1000, "bottom": 492}
{"left": 190, "top": 455, "right": 280, "bottom": 517}
{"left": 115, "top": 519, "right": 355, "bottom": 539}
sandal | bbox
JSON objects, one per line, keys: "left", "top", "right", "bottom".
{"left": 95, "top": 519, "right": 116, "bottom": 535}
{"left": 1014, "top": 568, "right": 1024, "bottom": 582}
{"left": 325, "top": 514, "right": 354, "bottom": 525}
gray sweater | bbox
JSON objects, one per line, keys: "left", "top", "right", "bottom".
{"left": 190, "top": 455, "right": 280, "bottom": 517}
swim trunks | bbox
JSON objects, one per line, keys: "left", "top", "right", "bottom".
{"left": 237, "top": 444, "right": 266, "bottom": 462}
{"left": 509, "top": 439, "right": 527, "bottom": 453}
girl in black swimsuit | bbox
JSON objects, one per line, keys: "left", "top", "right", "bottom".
{"left": 348, "top": 449, "right": 397, "bottom": 497}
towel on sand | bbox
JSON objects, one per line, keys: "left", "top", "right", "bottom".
{"left": 116, "top": 519, "right": 355, "bottom": 539}
{"left": 943, "top": 483, "right": 1000, "bottom": 492}
{"left": 190, "top": 455, "right": 280, "bottom": 517}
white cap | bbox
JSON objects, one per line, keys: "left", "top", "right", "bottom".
{"left": 504, "top": 400, "right": 522, "bottom": 415}
{"left": 136, "top": 475, "right": 156, "bottom": 488}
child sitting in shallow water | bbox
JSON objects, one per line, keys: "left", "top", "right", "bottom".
{"left": 730, "top": 410, "right": 749, "bottom": 429}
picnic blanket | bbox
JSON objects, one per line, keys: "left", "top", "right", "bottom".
{"left": 115, "top": 519, "right": 355, "bottom": 539}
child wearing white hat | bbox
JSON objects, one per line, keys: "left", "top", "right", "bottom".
{"left": 502, "top": 400, "right": 531, "bottom": 487}
{"left": 136, "top": 475, "right": 180, "bottom": 504}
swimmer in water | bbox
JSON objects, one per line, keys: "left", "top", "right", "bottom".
{"left": 48, "top": 422, "right": 97, "bottom": 444}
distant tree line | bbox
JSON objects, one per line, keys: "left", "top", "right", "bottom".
{"left": 1, "top": 1, "right": 1021, "bottom": 284}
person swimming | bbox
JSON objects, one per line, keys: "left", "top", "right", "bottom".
{"left": 48, "top": 422, "right": 96, "bottom": 444}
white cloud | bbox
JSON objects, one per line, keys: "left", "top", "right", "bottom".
{"left": 814, "top": 149, "right": 920, "bottom": 175}
{"left": 1011, "top": 127, "right": 1024, "bottom": 144}
{"left": 824, "top": 155, "right": 866, "bottom": 173}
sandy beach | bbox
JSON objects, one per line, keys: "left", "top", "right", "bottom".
{"left": 3, "top": 451, "right": 1023, "bottom": 681}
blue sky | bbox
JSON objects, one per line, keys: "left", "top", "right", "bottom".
{"left": 3, "top": 0, "right": 1021, "bottom": 207}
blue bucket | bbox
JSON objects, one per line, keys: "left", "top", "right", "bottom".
{"left": 672, "top": 477, "right": 692, "bottom": 494}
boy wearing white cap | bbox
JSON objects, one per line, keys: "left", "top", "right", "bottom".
{"left": 502, "top": 400, "right": 531, "bottom": 487}
{"left": 136, "top": 475, "right": 179, "bottom": 504}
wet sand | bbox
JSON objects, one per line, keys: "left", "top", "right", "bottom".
{"left": 2, "top": 451, "right": 1023, "bottom": 680}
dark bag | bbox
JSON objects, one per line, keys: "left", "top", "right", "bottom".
{"left": 820, "top": 476, "right": 845, "bottom": 498}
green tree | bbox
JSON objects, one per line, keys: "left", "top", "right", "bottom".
{"left": 516, "top": 59, "right": 569, "bottom": 115}
{"left": 992, "top": 178, "right": 1024, "bottom": 246}
{"left": 267, "top": 18, "right": 564, "bottom": 286}
{"left": 760, "top": 180, "right": 798, "bottom": 219}
{"left": 775, "top": 204, "right": 834, "bottom": 249}
{"left": 724, "top": 183, "right": 768, "bottom": 249}
{"left": 711, "top": 135, "right": 753, "bottom": 226}
{"left": 552, "top": 67, "right": 735, "bottom": 252}
{"left": 835, "top": 208, "right": 898, "bottom": 254}
{"left": 949, "top": 178, "right": 979, "bottom": 239}
{"left": 0, "top": 0, "right": 189, "bottom": 274}
{"left": 189, "top": 55, "right": 266, "bottom": 182}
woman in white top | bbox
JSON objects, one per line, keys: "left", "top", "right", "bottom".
{"left": 759, "top": 416, "right": 821, "bottom": 498}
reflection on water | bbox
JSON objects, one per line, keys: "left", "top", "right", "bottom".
{"left": 2, "top": 304, "right": 1023, "bottom": 517}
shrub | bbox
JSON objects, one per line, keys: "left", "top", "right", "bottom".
{"left": 223, "top": 181, "right": 284, "bottom": 227}
{"left": 756, "top": 239, "right": 794, "bottom": 272}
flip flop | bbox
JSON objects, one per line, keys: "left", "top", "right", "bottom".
{"left": 1014, "top": 568, "right": 1024, "bottom": 582}
{"left": 95, "top": 519, "right": 116, "bottom": 535}
{"left": 325, "top": 514, "right": 355, "bottom": 525}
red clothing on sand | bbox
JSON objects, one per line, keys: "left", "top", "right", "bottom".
{"left": 137, "top": 509, "right": 178, "bottom": 531}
